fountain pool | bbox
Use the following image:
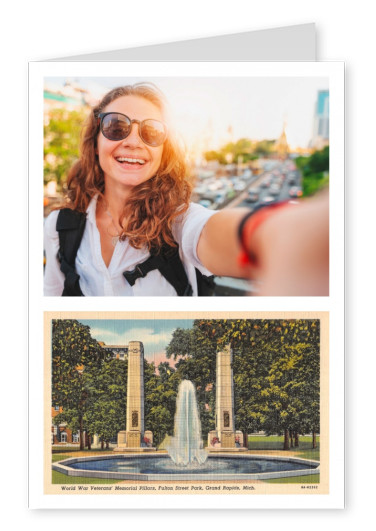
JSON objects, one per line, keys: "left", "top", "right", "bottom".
{"left": 53, "top": 453, "right": 319, "bottom": 481}
{"left": 52, "top": 380, "right": 319, "bottom": 481}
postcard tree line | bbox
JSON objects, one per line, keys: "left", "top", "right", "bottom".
{"left": 52, "top": 319, "right": 320, "bottom": 450}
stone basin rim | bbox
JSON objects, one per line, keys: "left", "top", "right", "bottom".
{"left": 52, "top": 453, "right": 320, "bottom": 481}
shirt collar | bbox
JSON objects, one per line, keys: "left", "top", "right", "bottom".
{"left": 86, "top": 195, "right": 98, "bottom": 225}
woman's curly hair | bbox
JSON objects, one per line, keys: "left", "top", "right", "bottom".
{"left": 63, "top": 83, "right": 192, "bottom": 250}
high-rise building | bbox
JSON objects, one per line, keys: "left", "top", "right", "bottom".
{"left": 311, "top": 90, "right": 329, "bottom": 149}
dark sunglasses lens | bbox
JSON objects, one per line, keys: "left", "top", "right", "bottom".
{"left": 141, "top": 119, "right": 167, "bottom": 146}
{"left": 101, "top": 113, "right": 131, "bottom": 141}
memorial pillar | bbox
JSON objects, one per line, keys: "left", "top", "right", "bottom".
{"left": 215, "top": 344, "right": 236, "bottom": 448}
{"left": 116, "top": 341, "right": 144, "bottom": 449}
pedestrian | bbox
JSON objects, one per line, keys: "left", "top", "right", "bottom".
{"left": 44, "top": 83, "right": 329, "bottom": 296}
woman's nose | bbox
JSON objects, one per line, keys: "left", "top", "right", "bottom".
{"left": 122, "top": 123, "right": 143, "bottom": 146}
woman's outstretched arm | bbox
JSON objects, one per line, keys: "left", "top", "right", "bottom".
{"left": 197, "top": 190, "right": 329, "bottom": 296}
{"left": 196, "top": 207, "right": 250, "bottom": 278}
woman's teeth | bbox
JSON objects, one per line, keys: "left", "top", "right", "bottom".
{"left": 116, "top": 157, "right": 146, "bottom": 165}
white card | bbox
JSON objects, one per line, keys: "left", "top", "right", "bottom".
{"left": 29, "top": 25, "right": 344, "bottom": 510}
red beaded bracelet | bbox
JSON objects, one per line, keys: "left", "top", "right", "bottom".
{"left": 237, "top": 201, "right": 292, "bottom": 268}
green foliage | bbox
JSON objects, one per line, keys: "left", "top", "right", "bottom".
{"left": 144, "top": 361, "right": 181, "bottom": 445}
{"left": 52, "top": 319, "right": 108, "bottom": 409}
{"left": 204, "top": 150, "right": 227, "bottom": 165}
{"left": 165, "top": 319, "right": 320, "bottom": 446}
{"left": 295, "top": 146, "right": 329, "bottom": 197}
{"left": 52, "top": 320, "right": 112, "bottom": 448}
{"left": 44, "top": 108, "right": 88, "bottom": 189}
{"left": 203, "top": 138, "right": 269, "bottom": 164}
{"left": 253, "top": 139, "right": 275, "bottom": 156}
{"left": 84, "top": 359, "right": 128, "bottom": 444}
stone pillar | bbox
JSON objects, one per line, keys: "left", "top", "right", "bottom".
{"left": 215, "top": 344, "right": 236, "bottom": 448}
{"left": 125, "top": 341, "right": 144, "bottom": 446}
{"left": 116, "top": 341, "right": 144, "bottom": 449}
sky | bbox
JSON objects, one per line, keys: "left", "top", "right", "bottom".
{"left": 79, "top": 318, "right": 194, "bottom": 366}
{"left": 45, "top": 76, "right": 329, "bottom": 151}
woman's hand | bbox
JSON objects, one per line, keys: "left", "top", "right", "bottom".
{"left": 246, "top": 191, "right": 329, "bottom": 295}
{"left": 197, "top": 190, "right": 329, "bottom": 296}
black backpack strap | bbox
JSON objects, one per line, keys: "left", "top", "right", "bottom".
{"left": 56, "top": 209, "right": 86, "bottom": 296}
{"left": 123, "top": 245, "right": 193, "bottom": 296}
{"left": 195, "top": 269, "right": 216, "bottom": 296}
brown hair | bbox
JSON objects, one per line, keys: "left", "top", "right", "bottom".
{"left": 64, "top": 83, "right": 192, "bottom": 250}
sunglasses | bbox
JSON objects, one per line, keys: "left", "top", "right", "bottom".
{"left": 98, "top": 112, "right": 167, "bottom": 147}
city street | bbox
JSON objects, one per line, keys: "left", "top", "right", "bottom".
{"left": 195, "top": 158, "right": 303, "bottom": 296}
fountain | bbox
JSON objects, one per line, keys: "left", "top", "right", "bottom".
{"left": 166, "top": 380, "right": 208, "bottom": 466}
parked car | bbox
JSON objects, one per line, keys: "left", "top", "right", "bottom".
{"left": 289, "top": 186, "right": 303, "bottom": 198}
{"left": 246, "top": 190, "right": 260, "bottom": 202}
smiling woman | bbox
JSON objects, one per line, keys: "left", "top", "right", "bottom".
{"left": 43, "top": 82, "right": 329, "bottom": 297}
{"left": 44, "top": 83, "right": 220, "bottom": 296}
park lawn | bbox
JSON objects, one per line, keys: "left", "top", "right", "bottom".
{"left": 52, "top": 470, "right": 119, "bottom": 484}
{"left": 248, "top": 435, "right": 319, "bottom": 453}
{"left": 53, "top": 454, "right": 73, "bottom": 463}
{"left": 247, "top": 436, "right": 320, "bottom": 484}
{"left": 52, "top": 451, "right": 121, "bottom": 484}
{"left": 296, "top": 448, "right": 320, "bottom": 461}
{"left": 264, "top": 474, "right": 320, "bottom": 484}
{"left": 52, "top": 450, "right": 115, "bottom": 463}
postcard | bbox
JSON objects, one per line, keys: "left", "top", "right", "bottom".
{"left": 42, "top": 311, "right": 331, "bottom": 509}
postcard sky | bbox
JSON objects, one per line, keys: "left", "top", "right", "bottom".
{"left": 45, "top": 76, "right": 329, "bottom": 150}
{"left": 79, "top": 318, "right": 194, "bottom": 366}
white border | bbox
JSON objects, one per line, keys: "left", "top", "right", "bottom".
{"left": 29, "top": 61, "right": 344, "bottom": 509}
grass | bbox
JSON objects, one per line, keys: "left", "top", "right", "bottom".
{"left": 296, "top": 448, "right": 320, "bottom": 461}
{"left": 248, "top": 435, "right": 318, "bottom": 448}
{"left": 246, "top": 436, "right": 320, "bottom": 483}
{"left": 53, "top": 453, "right": 73, "bottom": 463}
{"left": 52, "top": 451, "right": 123, "bottom": 484}
{"left": 264, "top": 474, "right": 320, "bottom": 484}
{"left": 52, "top": 470, "right": 119, "bottom": 484}
{"left": 52, "top": 451, "right": 115, "bottom": 463}
{"left": 248, "top": 435, "right": 319, "bottom": 456}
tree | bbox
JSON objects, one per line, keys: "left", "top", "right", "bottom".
{"left": 258, "top": 320, "right": 320, "bottom": 449}
{"left": 83, "top": 358, "right": 128, "bottom": 449}
{"left": 295, "top": 146, "right": 329, "bottom": 197}
{"left": 52, "top": 319, "right": 108, "bottom": 449}
{"left": 144, "top": 360, "right": 182, "bottom": 446}
{"left": 253, "top": 139, "right": 275, "bottom": 156}
{"left": 44, "top": 107, "right": 88, "bottom": 189}
{"left": 165, "top": 319, "right": 320, "bottom": 450}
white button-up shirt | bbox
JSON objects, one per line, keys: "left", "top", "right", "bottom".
{"left": 44, "top": 196, "right": 216, "bottom": 296}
